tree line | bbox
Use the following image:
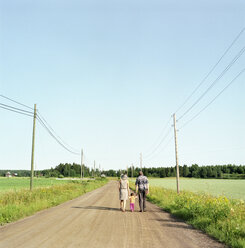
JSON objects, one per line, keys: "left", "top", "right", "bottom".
{"left": 1, "top": 164, "right": 244, "bottom": 179}
{"left": 40, "top": 163, "right": 100, "bottom": 178}
{"left": 104, "top": 164, "right": 245, "bottom": 179}
{"left": 0, "top": 163, "right": 97, "bottom": 178}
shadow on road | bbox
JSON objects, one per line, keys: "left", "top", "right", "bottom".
{"left": 72, "top": 206, "right": 120, "bottom": 211}
{"left": 153, "top": 219, "right": 195, "bottom": 230}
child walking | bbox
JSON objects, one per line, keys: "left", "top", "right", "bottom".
{"left": 129, "top": 192, "right": 137, "bottom": 212}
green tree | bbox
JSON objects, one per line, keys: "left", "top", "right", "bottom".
{"left": 183, "top": 165, "right": 190, "bottom": 177}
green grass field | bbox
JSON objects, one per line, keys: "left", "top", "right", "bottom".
{"left": 0, "top": 177, "right": 76, "bottom": 192}
{"left": 148, "top": 178, "right": 245, "bottom": 200}
{"left": 0, "top": 178, "right": 108, "bottom": 225}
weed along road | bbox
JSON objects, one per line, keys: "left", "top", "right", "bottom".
{"left": 0, "top": 181, "right": 225, "bottom": 248}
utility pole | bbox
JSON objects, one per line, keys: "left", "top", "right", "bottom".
{"left": 126, "top": 165, "right": 128, "bottom": 175}
{"left": 94, "top": 160, "right": 95, "bottom": 178}
{"left": 173, "top": 113, "right": 180, "bottom": 194}
{"left": 34, "top": 162, "right": 37, "bottom": 177}
{"left": 81, "top": 149, "right": 84, "bottom": 179}
{"left": 140, "top": 153, "right": 142, "bottom": 170}
{"left": 30, "top": 104, "right": 37, "bottom": 190}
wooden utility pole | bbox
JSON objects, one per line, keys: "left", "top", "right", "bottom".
{"left": 34, "top": 162, "right": 37, "bottom": 177}
{"left": 140, "top": 153, "right": 142, "bottom": 170}
{"left": 173, "top": 113, "right": 180, "bottom": 194}
{"left": 30, "top": 104, "right": 37, "bottom": 190}
{"left": 81, "top": 149, "right": 84, "bottom": 179}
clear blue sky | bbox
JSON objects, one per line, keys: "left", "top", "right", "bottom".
{"left": 0, "top": 0, "right": 245, "bottom": 171}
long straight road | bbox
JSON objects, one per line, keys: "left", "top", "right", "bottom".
{"left": 0, "top": 181, "right": 225, "bottom": 248}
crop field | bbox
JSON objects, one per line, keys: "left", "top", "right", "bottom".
{"left": 148, "top": 178, "right": 245, "bottom": 200}
{"left": 0, "top": 177, "right": 72, "bottom": 192}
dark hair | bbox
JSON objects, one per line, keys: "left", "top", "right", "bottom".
{"left": 131, "top": 192, "right": 134, "bottom": 196}
{"left": 139, "top": 171, "right": 143, "bottom": 176}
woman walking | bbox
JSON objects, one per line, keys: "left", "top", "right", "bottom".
{"left": 118, "top": 172, "right": 129, "bottom": 212}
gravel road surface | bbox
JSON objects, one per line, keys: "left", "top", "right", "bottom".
{"left": 0, "top": 181, "right": 226, "bottom": 248}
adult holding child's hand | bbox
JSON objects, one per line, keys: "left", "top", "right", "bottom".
{"left": 118, "top": 171, "right": 129, "bottom": 212}
{"left": 135, "top": 171, "right": 149, "bottom": 212}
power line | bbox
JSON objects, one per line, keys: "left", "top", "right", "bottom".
{"left": 174, "top": 27, "right": 245, "bottom": 114}
{"left": 37, "top": 111, "right": 80, "bottom": 153}
{"left": 143, "top": 116, "right": 172, "bottom": 156}
{"left": 0, "top": 94, "right": 33, "bottom": 110}
{"left": 36, "top": 115, "right": 80, "bottom": 155}
{"left": 144, "top": 127, "right": 172, "bottom": 159}
{"left": 0, "top": 102, "right": 34, "bottom": 117}
{"left": 144, "top": 135, "right": 174, "bottom": 161}
{"left": 37, "top": 116, "right": 80, "bottom": 155}
{"left": 139, "top": 28, "right": 245, "bottom": 169}
{"left": 177, "top": 45, "right": 245, "bottom": 121}
{"left": 179, "top": 67, "right": 245, "bottom": 130}
{"left": 0, "top": 102, "right": 34, "bottom": 115}
{"left": 0, "top": 105, "right": 34, "bottom": 117}
{"left": 141, "top": 29, "right": 245, "bottom": 166}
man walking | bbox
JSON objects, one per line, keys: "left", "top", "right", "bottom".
{"left": 135, "top": 171, "right": 149, "bottom": 212}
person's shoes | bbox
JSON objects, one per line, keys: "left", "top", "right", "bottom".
{"left": 143, "top": 209, "right": 147, "bottom": 212}
{"left": 139, "top": 210, "right": 143, "bottom": 212}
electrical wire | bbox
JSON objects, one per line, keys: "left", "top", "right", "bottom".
{"left": 140, "top": 29, "right": 245, "bottom": 166}
{"left": 0, "top": 102, "right": 34, "bottom": 115}
{"left": 179, "top": 67, "right": 245, "bottom": 130}
{"left": 139, "top": 29, "right": 245, "bottom": 167}
{"left": 144, "top": 127, "right": 172, "bottom": 159}
{"left": 37, "top": 111, "right": 80, "bottom": 153}
{"left": 174, "top": 27, "right": 245, "bottom": 114}
{"left": 177, "top": 45, "right": 245, "bottom": 121}
{"left": 36, "top": 115, "right": 80, "bottom": 155}
{"left": 144, "top": 135, "right": 174, "bottom": 161}
{"left": 0, "top": 94, "right": 81, "bottom": 156}
{"left": 143, "top": 116, "right": 172, "bottom": 156}
{"left": 0, "top": 94, "right": 33, "bottom": 110}
{"left": 0, "top": 105, "right": 34, "bottom": 117}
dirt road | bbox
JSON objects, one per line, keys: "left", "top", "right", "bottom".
{"left": 0, "top": 181, "right": 225, "bottom": 248}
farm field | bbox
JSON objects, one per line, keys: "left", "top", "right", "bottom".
{"left": 0, "top": 177, "right": 72, "bottom": 192}
{"left": 148, "top": 178, "right": 245, "bottom": 200}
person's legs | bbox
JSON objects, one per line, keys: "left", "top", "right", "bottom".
{"left": 123, "top": 200, "right": 126, "bottom": 211}
{"left": 143, "top": 190, "right": 146, "bottom": 211}
{"left": 130, "top": 203, "right": 135, "bottom": 212}
{"left": 138, "top": 191, "right": 143, "bottom": 211}
{"left": 120, "top": 200, "right": 123, "bottom": 210}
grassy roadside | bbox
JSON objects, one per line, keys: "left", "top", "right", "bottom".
{"left": 130, "top": 183, "right": 245, "bottom": 248}
{"left": 0, "top": 178, "right": 108, "bottom": 225}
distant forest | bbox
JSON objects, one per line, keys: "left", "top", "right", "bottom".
{"left": 1, "top": 163, "right": 245, "bottom": 179}
{"left": 105, "top": 164, "right": 245, "bottom": 179}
